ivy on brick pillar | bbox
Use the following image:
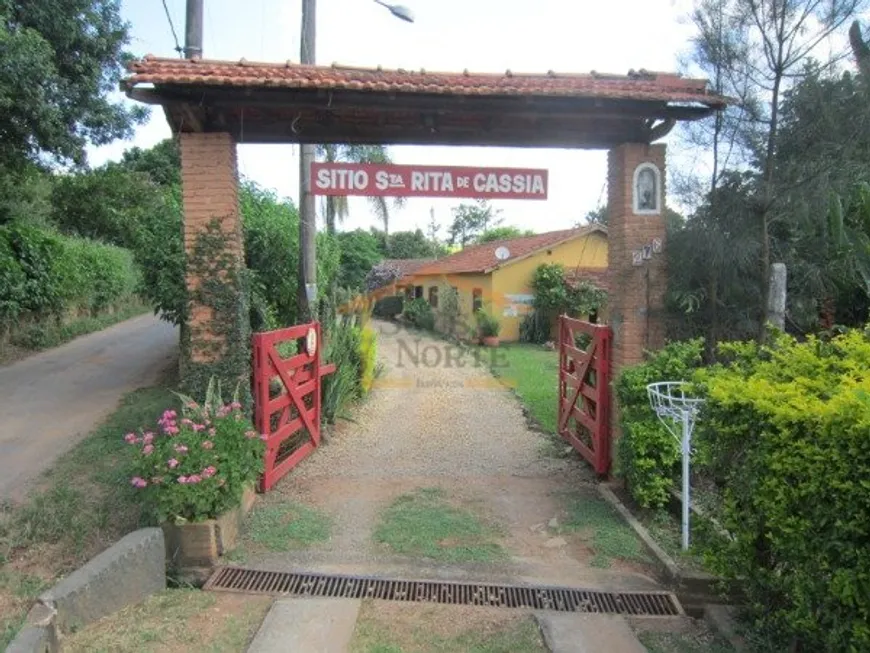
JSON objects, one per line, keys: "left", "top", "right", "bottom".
{"left": 607, "top": 143, "right": 667, "bottom": 377}
{"left": 178, "top": 132, "right": 251, "bottom": 404}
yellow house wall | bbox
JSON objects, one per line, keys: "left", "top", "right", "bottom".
{"left": 399, "top": 272, "right": 492, "bottom": 338}
{"left": 491, "top": 233, "right": 608, "bottom": 341}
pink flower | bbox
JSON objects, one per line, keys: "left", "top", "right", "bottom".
{"left": 188, "top": 474, "right": 202, "bottom": 484}
{"left": 201, "top": 440, "right": 214, "bottom": 450}
{"left": 174, "top": 444, "right": 188, "bottom": 454}
{"left": 245, "top": 430, "right": 257, "bottom": 439}
{"left": 142, "top": 433, "right": 154, "bottom": 445}
{"left": 202, "top": 466, "right": 217, "bottom": 478}
{"left": 192, "top": 424, "right": 205, "bottom": 432}
{"left": 181, "top": 418, "right": 193, "bottom": 426}
{"left": 165, "top": 426, "right": 179, "bottom": 436}
{"left": 177, "top": 475, "right": 188, "bottom": 484}
{"left": 208, "top": 428, "right": 216, "bottom": 437}
{"left": 124, "top": 433, "right": 137, "bottom": 444}
{"left": 142, "top": 444, "right": 154, "bottom": 455}
{"left": 231, "top": 401, "right": 242, "bottom": 410}
{"left": 167, "top": 458, "right": 179, "bottom": 469}
{"left": 260, "top": 433, "right": 269, "bottom": 441}
{"left": 186, "top": 402, "right": 199, "bottom": 410}
{"left": 130, "top": 477, "right": 148, "bottom": 488}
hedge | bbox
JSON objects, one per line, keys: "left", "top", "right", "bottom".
{"left": 0, "top": 222, "right": 139, "bottom": 329}
{"left": 616, "top": 330, "right": 870, "bottom": 651}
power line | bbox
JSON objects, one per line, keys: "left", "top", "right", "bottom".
{"left": 161, "top": 0, "right": 184, "bottom": 56}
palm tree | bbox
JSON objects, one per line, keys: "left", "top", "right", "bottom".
{"left": 316, "top": 145, "right": 404, "bottom": 241}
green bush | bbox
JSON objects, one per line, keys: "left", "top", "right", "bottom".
{"left": 373, "top": 295, "right": 403, "bottom": 319}
{"left": 474, "top": 308, "right": 501, "bottom": 337}
{"left": 614, "top": 339, "right": 704, "bottom": 508}
{"left": 402, "top": 297, "right": 435, "bottom": 330}
{"left": 322, "top": 314, "right": 363, "bottom": 423}
{"left": 696, "top": 331, "right": 870, "bottom": 651}
{"left": 519, "top": 309, "right": 550, "bottom": 344}
{"left": 0, "top": 223, "right": 139, "bottom": 330}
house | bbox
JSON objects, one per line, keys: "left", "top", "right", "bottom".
{"left": 384, "top": 226, "right": 608, "bottom": 342}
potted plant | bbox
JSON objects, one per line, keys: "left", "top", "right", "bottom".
{"left": 475, "top": 308, "right": 502, "bottom": 347}
{"left": 125, "top": 380, "right": 265, "bottom": 580}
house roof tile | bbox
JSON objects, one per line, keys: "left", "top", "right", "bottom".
{"left": 125, "top": 57, "right": 727, "bottom": 106}
{"left": 412, "top": 226, "right": 606, "bottom": 276}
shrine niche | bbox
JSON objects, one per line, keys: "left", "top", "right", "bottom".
{"left": 633, "top": 162, "right": 661, "bottom": 214}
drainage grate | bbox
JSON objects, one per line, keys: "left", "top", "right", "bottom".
{"left": 204, "top": 567, "right": 682, "bottom": 616}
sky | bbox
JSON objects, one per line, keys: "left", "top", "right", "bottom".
{"left": 90, "top": 0, "right": 707, "bottom": 236}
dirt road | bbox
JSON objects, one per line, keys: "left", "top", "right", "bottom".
{"left": 0, "top": 314, "right": 177, "bottom": 502}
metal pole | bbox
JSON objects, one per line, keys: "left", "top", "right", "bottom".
{"left": 681, "top": 412, "right": 691, "bottom": 551}
{"left": 297, "top": 0, "right": 318, "bottom": 321}
{"left": 184, "top": 0, "right": 203, "bottom": 59}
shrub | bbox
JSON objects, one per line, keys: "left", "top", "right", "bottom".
{"left": 474, "top": 308, "right": 501, "bottom": 338}
{"left": 373, "top": 295, "right": 403, "bottom": 319}
{"left": 322, "top": 314, "right": 363, "bottom": 422}
{"left": 614, "top": 339, "right": 704, "bottom": 508}
{"left": 519, "top": 309, "right": 550, "bottom": 344}
{"left": 696, "top": 330, "right": 870, "bottom": 651}
{"left": 125, "top": 381, "right": 265, "bottom": 523}
{"left": 436, "top": 285, "right": 462, "bottom": 337}
{"left": 359, "top": 322, "right": 378, "bottom": 394}
{"left": 0, "top": 223, "right": 139, "bottom": 330}
{"left": 403, "top": 297, "right": 435, "bottom": 330}
{"left": 529, "top": 263, "right": 607, "bottom": 335}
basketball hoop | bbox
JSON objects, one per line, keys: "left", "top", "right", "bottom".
{"left": 647, "top": 381, "right": 704, "bottom": 551}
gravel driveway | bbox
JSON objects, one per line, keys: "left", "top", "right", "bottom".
{"left": 248, "top": 320, "right": 659, "bottom": 591}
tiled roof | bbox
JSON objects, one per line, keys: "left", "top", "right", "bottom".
{"left": 125, "top": 57, "right": 726, "bottom": 106}
{"left": 382, "top": 258, "right": 434, "bottom": 278}
{"left": 413, "top": 226, "right": 606, "bottom": 276}
{"left": 567, "top": 267, "right": 610, "bottom": 291}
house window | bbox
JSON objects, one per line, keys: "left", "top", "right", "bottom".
{"left": 428, "top": 286, "right": 439, "bottom": 308}
{"left": 472, "top": 288, "right": 483, "bottom": 312}
{"left": 403, "top": 286, "right": 413, "bottom": 301}
{"left": 414, "top": 286, "right": 424, "bottom": 299}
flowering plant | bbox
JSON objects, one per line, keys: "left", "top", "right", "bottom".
{"left": 126, "top": 380, "right": 265, "bottom": 522}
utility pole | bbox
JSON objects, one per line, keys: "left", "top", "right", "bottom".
{"left": 184, "top": 0, "right": 203, "bottom": 59}
{"left": 297, "top": 0, "right": 318, "bottom": 321}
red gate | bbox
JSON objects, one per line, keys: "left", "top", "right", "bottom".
{"left": 558, "top": 316, "right": 612, "bottom": 475}
{"left": 252, "top": 322, "right": 335, "bottom": 492}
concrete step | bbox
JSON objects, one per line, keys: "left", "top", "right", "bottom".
{"left": 535, "top": 613, "right": 648, "bottom": 653}
{"left": 246, "top": 598, "right": 361, "bottom": 653}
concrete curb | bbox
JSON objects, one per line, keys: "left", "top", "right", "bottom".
{"left": 7, "top": 527, "right": 166, "bottom": 652}
{"left": 597, "top": 483, "right": 728, "bottom": 614}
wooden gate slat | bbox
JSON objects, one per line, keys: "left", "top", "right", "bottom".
{"left": 254, "top": 321, "right": 332, "bottom": 492}
{"left": 557, "top": 315, "right": 612, "bottom": 475}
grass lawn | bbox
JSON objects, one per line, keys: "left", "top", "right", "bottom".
{"left": 0, "top": 377, "right": 178, "bottom": 649}
{"left": 374, "top": 488, "right": 505, "bottom": 564}
{"left": 557, "top": 491, "right": 650, "bottom": 569}
{"left": 225, "top": 501, "right": 332, "bottom": 563}
{"left": 488, "top": 344, "right": 559, "bottom": 433}
{"left": 351, "top": 600, "right": 546, "bottom": 653}
{"left": 63, "top": 588, "right": 271, "bottom": 653}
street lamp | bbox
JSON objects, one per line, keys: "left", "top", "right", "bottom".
{"left": 374, "top": 0, "right": 415, "bottom": 23}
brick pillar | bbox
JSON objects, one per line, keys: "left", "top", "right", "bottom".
{"left": 607, "top": 143, "right": 667, "bottom": 376}
{"left": 179, "top": 132, "right": 250, "bottom": 399}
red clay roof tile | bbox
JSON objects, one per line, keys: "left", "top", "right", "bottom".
{"left": 412, "top": 226, "right": 606, "bottom": 276}
{"left": 125, "top": 57, "right": 727, "bottom": 106}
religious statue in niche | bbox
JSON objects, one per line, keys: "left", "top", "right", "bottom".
{"left": 634, "top": 164, "right": 660, "bottom": 213}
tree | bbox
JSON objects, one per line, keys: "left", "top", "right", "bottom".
{"left": 582, "top": 206, "right": 608, "bottom": 226}
{"left": 382, "top": 229, "right": 442, "bottom": 259}
{"left": 475, "top": 226, "right": 535, "bottom": 243}
{"left": 681, "top": 0, "right": 868, "bottom": 340}
{"left": 336, "top": 229, "right": 383, "bottom": 291}
{"left": 315, "top": 144, "right": 403, "bottom": 236}
{"left": 447, "top": 200, "right": 502, "bottom": 247}
{"left": 118, "top": 139, "right": 181, "bottom": 187}
{"left": 0, "top": 0, "right": 146, "bottom": 170}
